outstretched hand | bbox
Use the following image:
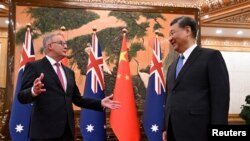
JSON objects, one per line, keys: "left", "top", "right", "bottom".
{"left": 162, "top": 131, "right": 167, "bottom": 141}
{"left": 33, "top": 73, "right": 46, "bottom": 96}
{"left": 101, "top": 94, "right": 120, "bottom": 110}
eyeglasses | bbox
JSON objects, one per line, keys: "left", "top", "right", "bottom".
{"left": 50, "top": 41, "right": 67, "bottom": 46}
{"left": 169, "top": 29, "right": 183, "bottom": 37}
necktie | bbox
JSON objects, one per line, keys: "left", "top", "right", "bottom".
{"left": 176, "top": 55, "right": 185, "bottom": 78}
{"left": 55, "top": 62, "right": 65, "bottom": 90}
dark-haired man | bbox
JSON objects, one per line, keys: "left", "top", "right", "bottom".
{"left": 162, "top": 16, "right": 230, "bottom": 141}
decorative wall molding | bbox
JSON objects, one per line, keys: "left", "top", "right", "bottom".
{"left": 200, "top": 1, "right": 250, "bottom": 28}
{"left": 0, "top": 31, "right": 8, "bottom": 38}
{"left": 202, "top": 36, "right": 250, "bottom": 52}
{"left": 217, "top": 11, "right": 250, "bottom": 24}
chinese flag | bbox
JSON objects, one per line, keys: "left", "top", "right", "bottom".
{"left": 110, "top": 32, "right": 140, "bottom": 141}
{"left": 61, "top": 57, "right": 68, "bottom": 66}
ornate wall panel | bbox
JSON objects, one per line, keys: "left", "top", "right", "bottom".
{"left": 202, "top": 36, "right": 250, "bottom": 52}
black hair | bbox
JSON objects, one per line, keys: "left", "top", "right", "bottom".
{"left": 170, "top": 16, "right": 197, "bottom": 38}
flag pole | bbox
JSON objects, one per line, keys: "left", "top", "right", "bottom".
{"left": 9, "top": 22, "right": 35, "bottom": 141}
{"left": 155, "top": 29, "right": 160, "bottom": 38}
{"left": 110, "top": 27, "right": 140, "bottom": 141}
{"left": 80, "top": 25, "right": 107, "bottom": 141}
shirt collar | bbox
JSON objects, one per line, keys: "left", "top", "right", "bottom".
{"left": 46, "top": 55, "right": 61, "bottom": 66}
{"left": 181, "top": 43, "right": 197, "bottom": 60}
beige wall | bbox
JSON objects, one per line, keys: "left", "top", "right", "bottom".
{"left": 0, "top": 29, "right": 8, "bottom": 88}
{"left": 202, "top": 36, "right": 250, "bottom": 114}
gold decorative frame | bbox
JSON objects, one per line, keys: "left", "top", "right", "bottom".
{"left": 4, "top": 0, "right": 199, "bottom": 140}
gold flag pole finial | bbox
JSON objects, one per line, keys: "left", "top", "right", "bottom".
{"left": 122, "top": 28, "right": 128, "bottom": 35}
{"left": 155, "top": 29, "right": 160, "bottom": 38}
{"left": 92, "top": 26, "right": 97, "bottom": 33}
{"left": 26, "top": 23, "right": 31, "bottom": 30}
{"left": 26, "top": 23, "right": 31, "bottom": 27}
{"left": 60, "top": 26, "right": 66, "bottom": 31}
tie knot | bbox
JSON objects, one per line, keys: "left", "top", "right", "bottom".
{"left": 55, "top": 62, "right": 60, "bottom": 67}
{"left": 180, "top": 55, "right": 185, "bottom": 60}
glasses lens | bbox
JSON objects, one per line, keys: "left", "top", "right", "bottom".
{"left": 52, "top": 41, "right": 67, "bottom": 46}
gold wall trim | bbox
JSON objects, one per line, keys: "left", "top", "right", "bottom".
{"left": 54, "top": 0, "right": 203, "bottom": 8}
{"left": 202, "top": 36, "right": 250, "bottom": 52}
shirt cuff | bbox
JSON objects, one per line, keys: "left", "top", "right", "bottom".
{"left": 31, "top": 86, "right": 38, "bottom": 97}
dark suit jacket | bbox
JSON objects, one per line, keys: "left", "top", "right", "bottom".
{"left": 164, "top": 46, "right": 230, "bottom": 141}
{"left": 18, "top": 57, "right": 103, "bottom": 139}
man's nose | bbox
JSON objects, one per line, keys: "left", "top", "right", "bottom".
{"left": 168, "top": 37, "right": 173, "bottom": 43}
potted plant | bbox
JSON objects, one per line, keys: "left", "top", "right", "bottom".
{"left": 239, "top": 94, "right": 250, "bottom": 124}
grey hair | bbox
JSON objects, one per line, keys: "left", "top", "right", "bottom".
{"left": 43, "top": 32, "right": 64, "bottom": 53}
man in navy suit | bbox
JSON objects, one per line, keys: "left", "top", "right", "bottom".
{"left": 162, "top": 16, "right": 230, "bottom": 141}
{"left": 18, "top": 32, "right": 120, "bottom": 141}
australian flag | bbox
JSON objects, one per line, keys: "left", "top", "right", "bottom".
{"left": 143, "top": 36, "right": 166, "bottom": 141}
{"left": 80, "top": 32, "right": 106, "bottom": 141}
{"left": 9, "top": 27, "right": 35, "bottom": 141}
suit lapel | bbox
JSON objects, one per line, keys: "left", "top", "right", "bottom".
{"left": 169, "top": 58, "right": 178, "bottom": 83}
{"left": 41, "top": 57, "right": 65, "bottom": 92}
{"left": 173, "top": 46, "right": 201, "bottom": 89}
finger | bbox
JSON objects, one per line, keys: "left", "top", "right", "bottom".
{"left": 39, "top": 73, "right": 44, "bottom": 80}
{"left": 33, "top": 78, "right": 40, "bottom": 84}
{"left": 111, "top": 103, "right": 121, "bottom": 109}
{"left": 34, "top": 82, "right": 41, "bottom": 88}
{"left": 162, "top": 131, "right": 167, "bottom": 141}
{"left": 112, "top": 105, "right": 120, "bottom": 109}
{"left": 111, "top": 101, "right": 120, "bottom": 104}
{"left": 40, "top": 88, "right": 46, "bottom": 92}
{"left": 34, "top": 81, "right": 43, "bottom": 87}
{"left": 111, "top": 106, "right": 120, "bottom": 109}
{"left": 34, "top": 88, "right": 46, "bottom": 95}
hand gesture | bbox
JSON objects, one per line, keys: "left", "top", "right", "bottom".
{"left": 162, "top": 131, "right": 167, "bottom": 141}
{"left": 101, "top": 94, "right": 120, "bottom": 110}
{"left": 33, "top": 73, "right": 46, "bottom": 96}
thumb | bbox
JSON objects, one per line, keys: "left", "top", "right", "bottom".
{"left": 107, "top": 94, "right": 113, "bottom": 99}
{"left": 106, "top": 94, "right": 113, "bottom": 99}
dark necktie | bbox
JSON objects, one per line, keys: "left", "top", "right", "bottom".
{"left": 176, "top": 55, "right": 185, "bottom": 78}
{"left": 55, "top": 62, "right": 65, "bottom": 90}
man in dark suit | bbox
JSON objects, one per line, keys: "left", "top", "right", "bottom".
{"left": 18, "top": 32, "right": 120, "bottom": 141}
{"left": 162, "top": 16, "right": 230, "bottom": 141}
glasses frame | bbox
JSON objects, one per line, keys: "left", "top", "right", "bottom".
{"left": 50, "top": 41, "right": 67, "bottom": 46}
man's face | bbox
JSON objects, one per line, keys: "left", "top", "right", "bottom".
{"left": 168, "top": 23, "right": 189, "bottom": 53}
{"left": 49, "top": 35, "right": 67, "bottom": 60}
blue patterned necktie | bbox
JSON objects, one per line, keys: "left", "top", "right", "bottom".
{"left": 176, "top": 55, "right": 185, "bottom": 78}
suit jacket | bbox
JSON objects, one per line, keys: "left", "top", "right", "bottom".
{"left": 164, "top": 46, "right": 230, "bottom": 141}
{"left": 18, "top": 57, "right": 103, "bottom": 139}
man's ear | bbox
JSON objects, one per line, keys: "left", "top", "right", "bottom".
{"left": 48, "top": 44, "right": 53, "bottom": 51}
{"left": 185, "top": 26, "right": 192, "bottom": 36}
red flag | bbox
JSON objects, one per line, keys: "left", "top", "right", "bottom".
{"left": 110, "top": 32, "right": 140, "bottom": 141}
{"left": 61, "top": 57, "right": 68, "bottom": 66}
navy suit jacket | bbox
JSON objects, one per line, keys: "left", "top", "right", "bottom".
{"left": 164, "top": 46, "right": 230, "bottom": 141}
{"left": 18, "top": 57, "right": 103, "bottom": 139}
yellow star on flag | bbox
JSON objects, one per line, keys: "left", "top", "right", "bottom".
{"left": 119, "top": 51, "right": 127, "bottom": 63}
{"left": 117, "top": 74, "right": 121, "bottom": 79}
{"left": 125, "top": 75, "right": 130, "bottom": 80}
